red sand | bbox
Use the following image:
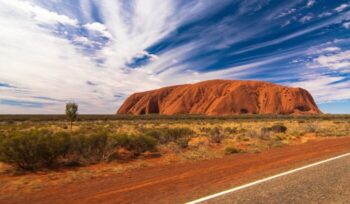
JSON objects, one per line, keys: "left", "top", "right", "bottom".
{"left": 2, "top": 137, "right": 350, "bottom": 204}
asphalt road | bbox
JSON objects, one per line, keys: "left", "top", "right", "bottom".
{"left": 201, "top": 153, "right": 350, "bottom": 204}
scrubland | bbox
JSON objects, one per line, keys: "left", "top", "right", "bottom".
{"left": 0, "top": 115, "right": 349, "bottom": 196}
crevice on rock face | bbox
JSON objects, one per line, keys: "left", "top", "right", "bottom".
{"left": 240, "top": 109, "right": 248, "bottom": 114}
{"left": 117, "top": 79, "right": 321, "bottom": 115}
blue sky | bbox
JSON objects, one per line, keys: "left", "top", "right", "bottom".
{"left": 0, "top": 0, "right": 349, "bottom": 114}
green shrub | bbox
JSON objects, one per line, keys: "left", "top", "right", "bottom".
{"left": 111, "top": 134, "right": 157, "bottom": 156}
{"left": 0, "top": 130, "right": 70, "bottom": 170}
{"left": 209, "top": 127, "right": 224, "bottom": 143}
{"left": 165, "top": 127, "right": 194, "bottom": 142}
{"left": 261, "top": 124, "right": 287, "bottom": 134}
{"left": 67, "top": 131, "right": 108, "bottom": 164}
{"left": 224, "top": 127, "right": 237, "bottom": 134}
{"left": 261, "top": 127, "right": 272, "bottom": 134}
{"left": 304, "top": 123, "right": 319, "bottom": 133}
{"left": 176, "top": 138, "right": 189, "bottom": 149}
{"left": 0, "top": 130, "right": 112, "bottom": 169}
{"left": 199, "top": 127, "right": 225, "bottom": 143}
{"left": 0, "top": 128, "right": 159, "bottom": 170}
{"left": 224, "top": 147, "right": 244, "bottom": 155}
{"left": 271, "top": 124, "right": 287, "bottom": 133}
{"left": 244, "top": 130, "right": 259, "bottom": 138}
{"left": 144, "top": 130, "right": 162, "bottom": 140}
{"left": 144, "top": 127, "right": 194, "bottom": 144}
{"left": 199, "top": 127, "right": 211, "bottom": 134}
{"left": 210, "top": 127, "right": 221, "bottom": 136}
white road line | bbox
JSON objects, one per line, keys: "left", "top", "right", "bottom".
{"left": 186, "top": 152, "right": 350, "bottom": 204}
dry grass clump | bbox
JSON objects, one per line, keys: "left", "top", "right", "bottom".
{"left": 143, "top": 127, "right": 194, "bottom": 144}
{"left": 0, "top": 130, "right": 157, "bottom": 171}
{"left": 224, "top": 147, "right": 245, "bottom": 155}
{"left": 180, "top": 146, "right": 221, "bottom": 161}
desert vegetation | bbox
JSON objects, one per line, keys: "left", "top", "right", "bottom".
{"left": 1, "top": 115, "right": 349, "bottom": 170}
{"left": 0, "top": 130, "right": 157, "bottom": 170}
{"left": 65, "top": 102, "right": 78, "bottom": 131}
{"left": 0, "top": 114, "right": 349, "bottom": 195}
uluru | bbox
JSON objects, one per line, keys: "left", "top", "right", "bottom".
{"left": 117, "top": 80, "right": 321, "bottom": 115}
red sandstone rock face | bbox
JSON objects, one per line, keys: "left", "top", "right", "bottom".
{"left": 117, "top": 80, "right": 321, "bottom": 115}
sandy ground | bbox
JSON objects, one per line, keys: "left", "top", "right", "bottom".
{"left": 1, "top": 137, "right": 350, "bottom": 204}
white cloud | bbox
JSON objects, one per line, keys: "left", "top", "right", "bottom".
{"left": 281, "top": 20, "right": 291, "bottom": 27}
{"left": 0, "top": 1, "right": 115, "bottom": 113}
{"left": 318, "top": 12, "right": 332, "bottom": 18}
{"left": 335, "top": 4, "right": 349, "bottom": 12}
{"left": 299, "top": 47, "right": 350, "bottom": 103}
{"left": 275, "top": 8, "right": 296, "bottom": 19}
{"left": 307, "top": 46, "right": 342, "bottom": 55}
{"left": 300, "top": 15, "right": 313, "bottom": 23}
{"left": 321, "top": 47, "right": 341, "bottom": 52}
{"left": 343, "top": 22, "right": 350, "bottom": 28}
{"left": 288, "top": 75, "right": 350, "bottom": 103}
{"left": 2, "top": 0, "right": 77, "bottom": 26}
{"left": 138, "top": 51, "right": 159, "bottom": 61}
{"left": 83, "top": 22, "right": 112, "bottom": 38}
{"left": 307, "top": 0, "right": 316, "bottom": 8}
{"left": 309, "top": 50, "right": 350, "bottom": 72}
{"left": 0, "top": 0, "right": 231, "bottom": 113}
{"left": 73, "top": 36, "right": 95, "bottom": 46}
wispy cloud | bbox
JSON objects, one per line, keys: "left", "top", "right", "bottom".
{"left": 300, "top": 15, "right": 313, "bottom": 23}
{"left": 335, "top": 4, "right": 349, "bottom": 12}
{"left": 306, "top": 0, "right": 316, "bottom": 8}
{"left": 288, "top": 74, "right": 350, "bottom": 103}
{"left": 0, "top": 0, "right": 349, "bottom": 113}
{"left": 83, "top": 22, "right": 112, "bottom": 38}
{"left": 2, "top": 0, "right": 78, "bottom": 26}
{"left": 310, "top": 50, "right": 350, "bottom": 72}
{"left": 344, "top": 22, "right": 350, "bottom": 28}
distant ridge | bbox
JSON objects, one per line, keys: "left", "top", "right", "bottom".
{"left": 117, "top": 80, "right": 321, "bottom": 115}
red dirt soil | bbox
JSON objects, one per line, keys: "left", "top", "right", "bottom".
{"left": 2, "top": 137, "right": 350, "bottom": 204}
{"left": 117, "top": 79, "right": 321, "bottom": 115}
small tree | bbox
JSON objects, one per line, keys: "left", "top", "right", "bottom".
{"left": 66, "top": 102, "right": 78, "bottom": 131}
